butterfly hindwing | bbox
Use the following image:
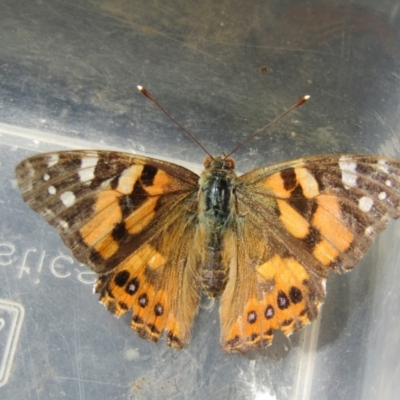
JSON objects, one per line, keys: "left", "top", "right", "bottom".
{"left": 94, "top": 209, "right": 202, "bottom": 347}
{"left": 220, "top": 154, "right": 400, "bottom": 352}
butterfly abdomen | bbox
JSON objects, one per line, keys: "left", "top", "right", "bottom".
{"left": 202, "top": 234, "right": 227, "bottom": 297}
{"left": 199, "top": 164, "right": 236, "bottom": 297}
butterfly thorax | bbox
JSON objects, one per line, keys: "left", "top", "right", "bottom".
{"left": 198, "top": 156, "right": 237, "bottom": 297}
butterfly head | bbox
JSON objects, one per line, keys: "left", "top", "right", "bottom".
{"left": 203, "top": 156, "right": 235, "bottom": 170}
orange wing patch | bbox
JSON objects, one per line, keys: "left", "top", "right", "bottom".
{"left": 79, "top": 164, "right": 173, "bottom": 261}
{"left": 264, "top": 172, "right": 292, "bottom": 198}
{"left": 222, "top": 254, "right": 324, "bottom": 353}
{"left": 263, "top": 166, "right": 320, "bottom": 199}
{"left": 266, "top": 168, "right": 354, "bottom": 267}
{"left": 80, "top": 191, "right": 122, "bottom": 258}
{"left": 312, "top": 195, "right": 354, "bottom": 265}
{"left": 96, "top": 244, "right": 170, "bottom": 342}
{"left": 277, "top": 199, "right": 310, "bottom": 239}
{"left": 125, "top": 197, "right": 159, "bottom": 235}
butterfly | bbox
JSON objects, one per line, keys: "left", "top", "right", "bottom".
{"left": 15, "top": 88, "right": 400, "bottom": 353}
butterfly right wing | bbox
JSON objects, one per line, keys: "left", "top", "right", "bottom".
{"left": 16, "top": 150, "right": 203, "bottom": 347}
{"left": 220, "top": 154, "right": 400, "bottom": 353}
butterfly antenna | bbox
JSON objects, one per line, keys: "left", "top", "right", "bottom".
{"left": 224, "top": 95, "right": 310, "bottom": 159}
{"left": 137, "top": 86, "right": 213, "bottom": 158}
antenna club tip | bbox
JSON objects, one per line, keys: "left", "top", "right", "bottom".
{"left": 295, "top": 95, "right": 310, "bottom": 107}
{"left": 137, "top": 85, "right": 143, "bottom": 91}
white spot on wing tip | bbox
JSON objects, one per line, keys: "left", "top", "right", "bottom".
{"left": 79, "top": 167, "right": 95, "bottom": 182}
{"left": 359, "top": 196, "right": 374, "bottom": 212}
{"left": 81, "top": 157, "right": 99, "bottom": 169}
{"left": 385, "top": 179, "right": 392, "bottom": 187}
{"left": 79, "top": 157, "right": 98, "bottom": 182}
{"left": 60, "top": 191, "right": 76, "bottom": 207}
{"left": 365, "top": 226, "right": 374, "bottom": 236}
{"left": 58, "top": 220, "right": 69, "bottom": 230}
{"left": 48, "top": 185, "right": 57, "bottom": 195}
{"left": 378, "top": 191, "right": 387, "bottom": 200}
{"left": 43, "top": 173, "right": 50, "bottom": 181}
{"left": 378, "top": 159, "right": 389, "bottom": 174}
{"left": 47, "top": 154, "right": 59, "bottom": 167}
{"left": 339, "top": 156, "right": 357, "bottom": 188}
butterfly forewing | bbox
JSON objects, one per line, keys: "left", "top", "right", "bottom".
{"left": 16, "top": 151, "right": 199, "bottom": 271}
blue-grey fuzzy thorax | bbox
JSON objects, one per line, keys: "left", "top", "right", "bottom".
{"left": 203, "top": 169, "right": 233, "bottom": 227}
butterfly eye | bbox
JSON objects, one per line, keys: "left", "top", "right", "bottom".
{"left": 224, "top": 157, "right": 235, "bottom": 170}
{"left": 203, "top": 156, "right": 213, "bottom": 168}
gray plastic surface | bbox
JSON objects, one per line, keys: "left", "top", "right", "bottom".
{"left": 1, "top": 1, "right": 400, "bottom": 399}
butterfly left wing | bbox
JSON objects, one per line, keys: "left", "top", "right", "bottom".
{"left": 16, "top": 150, "right": 202, "bottom": 347}
{"left": 220, "top": 154, "right": 400, "bottom": 353}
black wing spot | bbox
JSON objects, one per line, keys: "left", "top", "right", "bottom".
{"left": 277, "top": 291, "right": 290, "bottom": 310}
{"left": 303, "top": 226, "right": 321, "bottom": 250}
{"left": 265, "top": 305, "right": 275, "bottom": 319}
{"left": 118, "top": 180, "right": 148, "bottom": 219}
{"left": 289, "top": 286, "right": 303, "bottom": 304}
{"left": 264, "top": 328, "right": 274, "bottom": 336}
{"left": 225, "top": 335, "right": 241, "bottom": 348}
{"left": 247, "top": 333, "right": 259, "bottom": 342}
{"left": 112, "top": 221, "right": 128, "bottom": 241}
{"left": 114, "top": 270, "right": 130, "bottom": 287}
{"left": 138, "top": 293, "right": 149, "bottom": 307}
{"left": 300, "top": 307, "right": 311, "bottom": 318}
{"left": 154, "top": 303, "right": 164, "bottom": 316}
{"left": 282, "top": 318, "right": 294, "bottom": 326}
{"left": 281, "top": 168, "right": 297, "bottom": 191}
{"left": 167, "top": 331, "right": 184, "bottom": 349}
{"left": 147, "top": 323, "right": 160, "bottom": 335}
{"left": 126, "top": 277, "right": 140, "bottom": 295}
{"left": 89, "top": 248, "right": 104, "bottom": 265}
{"left": 132, "top": 314, "right": 144, "bottom": 324}
{"left": 141, "top": 165, "right": 158, "bottom": 186}
{"left": 247, "top": 311, "right": 257, "bottom": 324}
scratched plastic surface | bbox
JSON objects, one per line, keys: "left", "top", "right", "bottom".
{"left": 1, "top": 1, "right": 400, "bottom": 399}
